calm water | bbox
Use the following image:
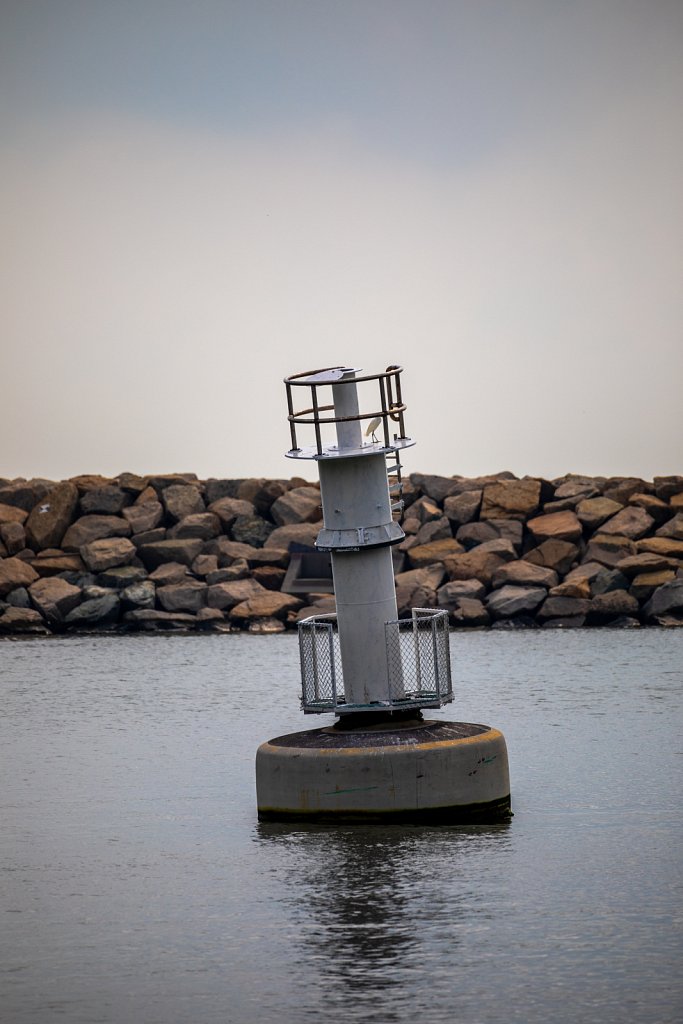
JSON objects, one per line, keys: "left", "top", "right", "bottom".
{"left": 1, "top": 630, "right": 682, "bottom": 1024}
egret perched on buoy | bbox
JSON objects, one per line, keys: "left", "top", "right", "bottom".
{"left": 365, "top": 416, "right": 382, "bottom": 443}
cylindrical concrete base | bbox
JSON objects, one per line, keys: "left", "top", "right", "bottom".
{"left": 256, "top": 720, "right": 511, "bottom": 824}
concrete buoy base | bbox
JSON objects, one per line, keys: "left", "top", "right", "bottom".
{"left": 256, "top": 718, "right": 511, "bottom": 824}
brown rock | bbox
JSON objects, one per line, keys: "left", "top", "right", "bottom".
{"left": 149, "top": 473, "right": 199, "bottom": 491}
{"left": 69, "top": 474, "right": 114, "bottom": 495}
{"left": 628, "top": 492, "right": 672, "bottom": 524}
{"left": 401, "top": 517, "right": 419, "bottom": 536}
{"left": 251, "top": 566, "right": 287, "bottom": 590}
{"left": 443, "top": 490, "right": 482, "bottom": 526}
{"left": 488, "top": 519, "right": 524, "bottom": 550}
{"left": 121, "top": 501, "right": 164, "bottom": 535}
{"left": 450, "top": 598, "right": 490, "bottom": 628}
{"left": 394, "top": 564, "right": 445, "bottom": 614}
{"left": 480, "top": 479, "right": 541, "bottom": 521}
{"left": 0, "top": 479, "right": 52, "bottom": 512}
{"left": 168, "top": 513, "right": 221, "bottom": 541}
{"left": 406, "top": 538, "right": 464, "bottom": 570}
{"left": 137, "top": 538, "right": 204, "bottom": 570}
{"left": 552, "top": 479, "right": 601, "bottom": 502}
{"left": 117, "top": 473, "right": 151, "bottom": 495}
{"left": 635, "top": 537, "right": 683, "bottom": 559}
{"left": 0, "top": 521, "right": 26, "bottom": 556}
{"left": 439, "top": 472, "right": 516, "bottom": 498}
{"left": 207, "top": 578, "right": 267, "bottom": 611}
{"left": 491, "top": 560, "right": 558, "bottom": 590}
{"left": 120, "top": 580, "right": 156, "bottom": 609}
{"left": 549, "top": 578, "right": 591, "bottom": 599}
{"left": 576, "top": 497, "right": 624, "bottom": 532}
{"left": 124, "top": 608, "right": 197, "bottom": 630}
{"left": 28, "top": 577, "right": 82, "bottom": 623}
{"left": 79, "top": 486, "right": 131, "bottom": 515}
{"left": 80, "top": 537, "right": 136, "bottom": 572}
{"left": 204, "top": 479, "right": 244, "bottom": 503}
{"left": 148, "top": 562, "right": 190, "bottom": 585}
{"left": 527, "top": 510, "right": 582, "bottom": 544}
{"left": 0, "top": 556, "right": 39, "bottom": 597}
{"left": 630, "top": 570, "right": 676, "bottom": 602}
{"left": 642, "top": 579, "right": 683, "bottom": 619}
{"left": 0, "top": 503, "right": 28, "bottom": 525}
{"left": 230, "top": 514, "right": 275, "bottom": 548}
{"left": 196, "top": 606, "right": 226, "bottom": 625}
{"left": 583, "top": 534, "right": 636, "bottom": 568}
{"left": 603, "top": 478, "right": 652, "bottom": 504}
{"left": 656, "top": 514, "right": 683, "bottom": 540}
{"left": 245, "top": 548, "right": 290, "bottom": 569}
{"left": 590, "top": 566, "right": 634, "bottom": 597}
{"left": 229, "top": 591, "right": 304, "bottom": 622}
{"left": 94, "top": 565, "right": 146, "bottom": 589}
{"left": 270, "top": 487, "right": 322, "bottom": 526}
{"left": 587, "top": 590, "right": 640, "bottom": 624}
{"left": 616, "top": 552, "right": 677, "bottom": 578}
{"left": 237, "top": 478, "right": 287, "bottom": 516}
{"left": 409, "top": 496, "right": 443, "bottom": 524}
{"left": 486, "top": 585, "right": 546, "bottom": 619}
{"left": 524, "top": 540, "right": 579, "bottom": 575}
{"left": 537, "top": 595, "right": 591, "bottom": 621}
{"left": 30, "top": 552, "right": 85, "bottom": 577}
{"left": 413, "top": 518, "right": 452, "bottom": 546}
{"left": 437, "top": 579, "right": 487, "bottom": 608}
{"left": 207, "top": 496, "right": 255, "bottom": 528}
{"left": 157, "top": 580, "right": 207, "bottom": 613}
{"left": 162, "top": 484, "right": 205, "bottom": 521}
{"left": 206, "top": 561, "right": 250, "bottom": 584}
{"left": 62, "top": 515, "right": 132, "bottom": 551}
{"left": 247, "top": 617, "right": 287, "bottom": 634}
{"left": 598, "top": 506, "right": 654, "bottom": 540}
{"left": 131, "top": 528, "right": 166, "bottom": 549}
{"left": 25, "top": 482, "right": 79, "bottom": 550}
{"left": 208, "top": 538, "right": 289, "bottom": 569}
{"left": 264, "top": 523, "right": 320, "bottom": 549}
{"left": 395, "top": 564, "right": 446, "bottom": 592}
{"left": 0, "top": 606, "right": 49, "bottom": 633}
{"left": 653, "top": 476, "right": 683, "bottom": 502}
{"left": 564, "top": 562, "right": 604, "bottom": 585}
{"left": 443, "top": 549, "right": 507, "bottom": 587}
{"left": 671, "top": 494, "right": 683, "bottom": 514}
{"left": 134, "top": 485, "right": 159, "bottom": 505}
{"left": 410, "top": 474, "right": 462, "bottom": 503}
{"left": 63, "top": 592, "right": 120, "bottom": 626}
{"left": 191, "top": 554, "right": 219, "bottom": 577}
{"left": 455, "top": 522, "right": 498, "bottom": 549}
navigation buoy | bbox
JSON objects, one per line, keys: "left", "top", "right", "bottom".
{"left": 256, "top": 365, "right": 511, "bottom": 823}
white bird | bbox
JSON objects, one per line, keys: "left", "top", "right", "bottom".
{"left": 365, "top": 417, "right": 382, "bottom": 443}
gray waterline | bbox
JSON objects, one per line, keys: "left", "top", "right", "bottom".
{"left": 1, "top": 629, "right": 682, "bottom": 1024}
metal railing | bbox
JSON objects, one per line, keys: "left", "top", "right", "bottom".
{"left": 298, "top": 609, "right": 453, "bottom": 714}
{"left": 284, "top": 364, "right": 408, "bottom": 456}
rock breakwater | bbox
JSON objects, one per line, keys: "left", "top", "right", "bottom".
{"left": 1, "top": 471, "right": 682, "bottom": 635}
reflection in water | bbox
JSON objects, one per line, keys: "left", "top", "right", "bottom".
{"left": 255, "top": 823, "right": 512, "bottom": 1019}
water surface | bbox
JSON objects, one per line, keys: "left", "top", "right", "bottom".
{"left": 2, "top": 630, "right": 682, "bottom": 1023}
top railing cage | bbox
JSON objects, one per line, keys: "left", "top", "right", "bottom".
{"left": 298, "top": 608, "right": 454, "bottom": 714}
{"left": 284, "top": 365, "right": 408, "bottom": 457}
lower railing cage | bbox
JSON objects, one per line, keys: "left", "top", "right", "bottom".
{"left": 298, "top": 609, "right": 453, "bottom": 713}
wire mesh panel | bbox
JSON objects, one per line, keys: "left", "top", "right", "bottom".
{"left": 298, "top": 609, "right": 452, "bottom": 713}
{"left": 385, "top": 608, "right": 453, "bottom": 707}
{"left": 298, "top": 616, "right": 344, "bottom": 712}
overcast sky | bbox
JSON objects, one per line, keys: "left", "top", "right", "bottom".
{"left": 2, "top": 0, "right": 682, "bottom": 483}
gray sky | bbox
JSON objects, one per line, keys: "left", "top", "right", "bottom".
{"left": 2, "top": 0, "right": 682, "bottom": 483}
